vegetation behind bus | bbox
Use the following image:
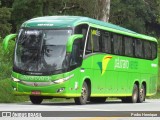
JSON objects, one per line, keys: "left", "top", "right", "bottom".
{"left": 0, "top": 0, "right": 160, "bottom": 102}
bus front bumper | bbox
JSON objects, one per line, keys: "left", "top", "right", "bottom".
{"left": 11, "top": 81, "right": 81, "bottom": 98}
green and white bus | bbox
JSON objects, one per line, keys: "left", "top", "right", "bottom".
{"left": 3, "top": 16, "right": 158, "bottom": 105}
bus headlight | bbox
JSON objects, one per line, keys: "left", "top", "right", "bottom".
{"left": 12, "top": 77, "right": 20, "bottom": 82}
{"left": 53, "top": 78, "right": 64, "bottom": 84}
{"left": 53, "top": 74, "right": 74, "bottom": 84}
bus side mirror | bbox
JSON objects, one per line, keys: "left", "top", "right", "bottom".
{"left": 3, "top": 34, "right": 17, "bottom": 52}
{"left": 66, "top": 34, "right": 83, "bottom": 53}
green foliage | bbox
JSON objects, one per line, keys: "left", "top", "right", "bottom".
{"left": 0, "top": 7, "right": 12, "bottom": 38}
{"left": 158, "top": 46, "right": 160, "bottom": 91}
{"left": 12, "top": 0, "right": 43, "bottom": 31}
{"left": 0, "top": 39, "right": 14, "bottom": 80}
{"left": 110, "top": 0, "right": 160, "bottom": 37}
{"left": 0, "top": 0, "right": 14, "bottom": 7}
{"left": 11, "top": 0, "right": 105, "bottom": 31}
{"left": 0, "top": 78, "right": 28, "bottom": 102}
{"left": 9, "top": 0, "right": 160, "bottom": 37}
{"left": 110, "top": 0, "right": 145, "bottom": 33}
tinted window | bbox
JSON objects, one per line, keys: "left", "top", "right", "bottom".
{"left": 151, "top": 42, "right": 157, "bottom": 59}
{"left": 75, "top": 24, "right": 88, "bottom": 55}
{"left": 70, "top": 39, "right": 83, "bottom": 67}
{"left": 86, "top": 30, "right": 92, "bottom": 54}
{"left": 144, "top": 41, "right": 151, "bottom": 59}
{"left": 124, "top": 37, "right": 133, "bottom": 57}
{"left": 113, "top": 34, "right": 123, "bottom": 55}
{"left": 101, "top": 31, "right": 112, "bottom": 53}
{"left": 15, "top": 29, "right": 72, "bottom": 74}
{"left": 86, "top": 28, "right": 100, "bottom": 54}
{"left": 92, "top": 29, "right": 100, "bottom": 52}
{"left": 135, "top": 39, "right": 143, "bottom": 58}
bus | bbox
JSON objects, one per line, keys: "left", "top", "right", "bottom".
{"left": 3, "top": 16, "right": 158, "bottom": 105}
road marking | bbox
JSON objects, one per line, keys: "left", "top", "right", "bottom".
{"left": 73, "top": 117, "right": 121, "bottom": 120}
{"left": 58, "top": 106, "right": 113, "bottom": 111}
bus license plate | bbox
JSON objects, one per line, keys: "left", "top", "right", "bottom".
{"left": 31, "top": 91, "right": 41, "bottom": 95}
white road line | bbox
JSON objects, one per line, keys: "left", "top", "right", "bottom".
{"left": 58, "top": 106, "right": 113, "bottom": 111}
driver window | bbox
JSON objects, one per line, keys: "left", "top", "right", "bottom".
{"left": 70, "top": 39, "right": 83, "bottom": 67}
{"left": 75, "top": 24, "right": 88, "bottom": 56}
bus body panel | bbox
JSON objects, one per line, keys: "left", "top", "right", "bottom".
{"left": 81, "top": 53, "right": 158, "bottom": 97}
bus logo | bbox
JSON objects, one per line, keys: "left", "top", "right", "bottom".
{"left": 114, "top": 57, "right": 129, "bottom": 69}
{"left": 33, "top": 83, "right": 38, "bottom": 87}
{"left": 101, "top": 56, "right": 112, "bottom": 75}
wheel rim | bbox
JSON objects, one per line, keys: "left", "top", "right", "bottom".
{"left": 140, "top": 87, "right": 144, "bottom": 100}
{"left": 81, "top": 86, "right": 87, "bottom": 100}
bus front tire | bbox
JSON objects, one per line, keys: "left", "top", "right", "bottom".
{"left": 90, "top": 97, "right": 106, "bottom": 103}
{"left": 74, "top": 82, "right": 89, "bottom": 105}
{"left": 30, "top": 96, "right": 43, "bottom": 104}
{"left": 137, "top": 84, "right": 145, "bottom": 103}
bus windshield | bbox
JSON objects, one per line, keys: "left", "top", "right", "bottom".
{"left": 14, "top": 29, "right": 72, "bottom": 75}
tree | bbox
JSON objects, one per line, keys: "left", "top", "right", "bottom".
{"left": 0, "top": 0, "right": 14, "bottom": 8}
{"left": 11, "top": 0, "right": 111, "bottom": 32}
{"left": 0, "top": 0, "right": 13, "bottom": 79}
{"left": 56, "top": 0, "right": 110, "bottom": 22}
{"left": 95, "top": 0, "right": 110, "bottom": 22}
{"left": 0, "top": 1, "right": 12, "bottom": 38}
{"left": 11, "top": 0, "right": 43, "bottom": 32}
{"left": 11, "top": 0, "right": 160, "bottom": 37}
{"left": 144, "top": 0, "right": 160, "bottom": 37}
{"left": 110, "top": 0, "right": 160, "bottom": 37}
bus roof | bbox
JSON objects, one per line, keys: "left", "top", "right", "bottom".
{"left": 21, "top": 16, "right": 157, "bottom": 42}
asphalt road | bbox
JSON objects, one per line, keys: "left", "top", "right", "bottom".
{"left": 0, "top": 99, "right": 160, "bottom": 120}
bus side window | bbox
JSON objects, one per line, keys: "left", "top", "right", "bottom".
{"left": 124, "top": 37, "right": 133, "bottom": 57}
{"left": 86, "top": 28, "right": 101, "bottom": 54}
{"left": 151, "top": 42, "right": 157, "bottom": 59}
{"left": 92, "top": 29, "right": 100, "bottom": 52}
{"left": 135, "top": 39, "right": 143, "bottom": 58}
{"left": 144, "top": 41, "right": 152, "bottom": 59}
{"left": 75, "top": 24, "right": 88, "bottom": 55}
{"left": 113, "top": 34, "right": 123, "bottom": 55}
{"left": 101, "top": 31, "right": 112, "bottom": 54}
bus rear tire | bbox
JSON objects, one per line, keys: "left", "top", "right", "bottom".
{"left": 130, "top": 84, "right": 138, "bottom": 103}
{"left": 30, "top": 96, "right": 43, "bottom": 104}
{"left": 90, "top": 97, "right": 106, "bottom": 103}
{"left": 137, "top": 84, "right": 145, "bottom": 103}
{"left": 122, "top": 84, "right": 138, "bottom": 103}
{"left": 74, "top": 82, "right": 89, "bottom": 105}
